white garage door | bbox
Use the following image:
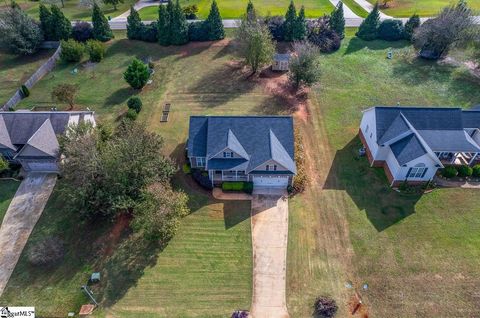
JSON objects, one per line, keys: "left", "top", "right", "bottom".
{"left": 253, "top": 176, "right": 289, "bottom": 188}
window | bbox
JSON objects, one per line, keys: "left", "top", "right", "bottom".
{"left": 365, "top": 124, "right": 369, "bottom": 133}
{"left": 273, "top": 165, "right": 277, "bottom": 171}
{"left": 266, "top": 165, "right": 270, "bottom": 171}
{"left": 196, "top": 157, "right": 205, "bottom": 167}
{"left": 223, "top": 152, "right": 234, "bottom": 158}
{"left": 407, "top": 164, "right": 428, "bottom": 179}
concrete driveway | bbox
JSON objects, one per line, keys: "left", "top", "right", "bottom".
{"left": 0, "top": 173, "right": 57, "bottom": 296}
{"left": 250, "top": 188, "right": 289, "bottom": 318}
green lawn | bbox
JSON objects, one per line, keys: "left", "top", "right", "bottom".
{"left": 0, "top": 180, "right": 19, "bottom": 224}
{"left": 0, "top": 0, "right": 135, "bottom": 21}
{"left": 0, "top": 49, "right": 53, "bottom": 107}
{"left": 139, "top": 0, "right": 334, "bottom": 20}
{"left": 287, "top": 36, "right": 480, "bottom": 317}
{"left": 368, "top": 0, "right": 480, "bottom": 17}
{"left": 342, "top": 0, "right": 369, "bottom": 17}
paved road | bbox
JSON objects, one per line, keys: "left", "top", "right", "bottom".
{"left": 0, "top": 173, "right": 57, "bottom": 296}
{"left": 250, "top": 188, "right": 289, "bottom": 318}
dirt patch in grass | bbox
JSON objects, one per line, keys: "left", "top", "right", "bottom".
{"left": 94, "top": 213, "right": 132, "bottom": 258}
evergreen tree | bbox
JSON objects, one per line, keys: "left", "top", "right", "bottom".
{"left": 39, "top": 4, "right": 53, "bottom": 41}
{"left": 124, "top": 58, "right": 150, "bottom": 89}
{"left": 356, "top": 2, "right": 380, "bottom": 40}
{"left": 330, "top": 1, "right": 345, "bottom": 39}
{"left": 92, "top": 2, "right": 113, "bottom": 42}
{"left": 403, "top": 13, "right": 420, "bottom": 41}
{"left": 170, "top": 0, "right": 188, "bottom": 45}
{"left": 49, "top": 5, "right": 71, "bottom": 41}
{"left": 158, "top": 4, "right": 170, "bottom": 45}
{"left": 294, "top": 5, "right": 307, "bottom": 40}
{"left": 284, "top": 1, "right": 297, "bottom": 41}
{"left": 127, "top": 6, "right": 142, "bottom": 40}
{"left": 246, "top": 0, "right": 256, "bottom": 22}
{"left": 204, "top": 0, "right": 224, "bottom": 40}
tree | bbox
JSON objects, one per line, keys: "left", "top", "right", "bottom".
{"left": 182, "top": 4, "right": 198, "bottom": 19}
{"left": 378, "top": 19, "right": 404, "bottom": 41}
{"left": 127, "top": 6, "right": 142, "bottom": 40}
{"left": 103, "top": 0, "right": 123, "bottom": 10}
{"left": 308, "top": 17, "right": 341, "bottom": 53}
{"left": 265, "top": 15, "right": 285, "bottom": 41}
{"left": 48, "top": 5, "right": 72, "bottom": 41}
{"left": 289, "top": 41, "right": 321, "bottom": 88}
{"left": 60, "top": 122, "right": 177, "bottom": 219}
{"left": 92, "top": 2, "right": 113, "bottom": 42}
{"left": 313, "top": 296, "right": 338, "bottom": 318}
{"left": 60, "top": 39, "right": 84, "bottom": 62}
{"left": 158, "top": 4, "right": 170, "bottom": 45}
{"left": 39, "top": 4, "right": 53, "bottom": 40}
{"left": 0, "top": 7, "right": 44, "bottom": 55}
{"left": 236, "top": 19, "right": 275, "bottom": 73}
{"left": 86, "top": 39, "right": 105, "bottom": 62}
{"left": 246, "top": 0, "right": 256, "bottom": 22}
{"left": 170, "top": 0, "right": 189, "bottom": 45}
{"left": 294, "top": 6, "right": 307, "bottom": 40}
{"left": 127, "top": 96, "right": 142, "bottom": 113}
{"left": 413, "top": 0, "right": 474, "bottom": 59}
{"left": 403, "top": 13, "right": 420, "bottom": 41}
{"left": 51, "top": 84, "right": 78, "bottom": 109}
{"left": 72, "top": 21, "right": 94, "bottom": 42}
{"left": 381, "top": 0, "right": 393, "bottom": 7}
{"left": 0, "top": 157, "right": 8, "bottom": 173}
{"left": 124, "top": 58, "right": 150, "bottom": 89}
{"left": 204, "top": 0, "right": 224, "bottom": 41}
{"left": 284, "top": 1, "right": 297, "bottom": 41}
{"left": 330, "top": 1, "right": 345, "bottom": 39}
{"left": 356, "top": 2, "right": 380, "bottom": 40}
{"left": 132, "top": 184, "right": 189, "bottom": 242}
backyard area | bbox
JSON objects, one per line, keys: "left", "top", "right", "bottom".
{"left": 368, "top": 0, "right": 480, "bottom": 17}
{"left": 1, "top": 27, "right": 480, "bottom": 317}
{"left": 139, "top": 0, "right": 334, "bottom": 20}
{"left": 0, "top": 180, "right": 19, "bottom": 224}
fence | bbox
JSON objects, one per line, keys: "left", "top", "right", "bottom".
{"left": 1, "top": 44, "right": 62, "bottom": 111}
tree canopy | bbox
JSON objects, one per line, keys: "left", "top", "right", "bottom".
{"left": 92, "top": 2, "right": 114, "bottom": 42}
{"left": 330, "top": 1, "right": 345, "bottom": 39}
{"left": 356, "top": 2, "right": 380, "bottom": 40}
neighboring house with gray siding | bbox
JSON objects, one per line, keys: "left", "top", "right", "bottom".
{"left": 0, "top": 110, "right": 95, "bottom": 173}
{"left": 360, "top": 106, "right": 480, "bottom": 187}
{"left": 187, "top": 116, "right": 296, "bottom": 188}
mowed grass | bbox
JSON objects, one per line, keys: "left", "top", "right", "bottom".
{"left": 0, "top": 180, "right": 19, "bottom": 223}
{"left": 0, "top": 0, "right": 136, "bottom": 21}
{"left": 367, "top": 0, "right": 480, "bottom": 17}
{"left": 0, "top": 49, "right": 53, "bottom": 106}
{"left": 139, "top": 0, "right": 334, "bottom": 20}
{"left": 287, "top": 35, "right": 480, "bottom": 317}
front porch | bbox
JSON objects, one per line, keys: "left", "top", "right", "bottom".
{"left": 211, "top": 170, "right": 248, "bottom": 182}
{"left": 436, "top": 152, "right": 480, "bottom": 166}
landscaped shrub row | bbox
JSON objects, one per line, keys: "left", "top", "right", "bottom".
{"left": 192, "top": 169, "right": 213, "bottom": 190}
{"left": 442, "top": 165, "right": 480, "bottom": 178}
{"left": 291, "top": 127, "right": 307, "bottom": 193}
{"left": 222, "top": 181, "right": 254, "bottom": 194}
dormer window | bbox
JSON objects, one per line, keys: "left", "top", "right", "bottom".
{"left": 273, "top": 165, "right": 277, "bottom": 171}
{"left": 223, "top": 151, "right": 234, "bottom": 158}
{"left": 266, "top": 165, "right": 270, "bottom": 171}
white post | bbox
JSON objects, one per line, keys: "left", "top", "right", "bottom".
{"left": 469, "top": 153, "right": 478, "bottom": 165}
{"left": 222, "top": 170, "right": 224, "bottom": 181}
{"left": 235, "top": 170, "right": 238, "bottom": 180}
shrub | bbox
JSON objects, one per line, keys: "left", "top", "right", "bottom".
{"left": 403, "top": 13, "right": 420, "bottom": 41}
{"left": 192, "top": 168, "right": 213, "bottom": 189}
{"left": 356, "top": 2, "right": 380, "bottom": 40}
{"left": 183, "top": 4, "right": 198, "bottom": 19}
{"left": 126, "top": 108, "right": 138, "bottom": 120}
{"left": 188, "top": 21, "right": 208, "bottom": 41}
{"left": 86, "top": 39, "right": 105, "bottom": 62}
{"left": 139, "top": 22, "right": 158, "bottom": 42}
{"left": 127, "top": 96, "right": 142, "bottom": 113}
{"left": 27, "top": 236, "right": 64, "bottom": 267}
{"left": 472, "top": 164, "right": 480, "bottom": 177}
{"left": 292, "top": 127, "right": 307, "bottom": 193}
{"left": 313, "top": 296, "right": 338, "bottom": 318}
{"left": 182, "top": 163, "right": 191, "bottom": 174}
{"left": 0, "top": 157, "right": 9, "bottom": 173}
{"left": 124, "top": 58, "right": 150, "bottom": 89}
{"left": 308, "top": 17, "right": 341, "bottom": 53}
{"left": 265, "top": 15, "right": 285, "bottom": 41}
{"left": 457, "top": 164, "right": 473, "bottom": 177}
{"left": 222, "top": 181, "right": 254, "bottom": 194}
{"left": 72, "top": 21, "right": 94, "bottom": 42}
{"left": 60, "top": 39, "right": 84, "bottom": 63}
{"left": 442, "top": 166, "right": 457, "bottom": 178}
{"left": 378, "top": 19, "right": 404, "bottom": 41}
{"left": 20, "top": 85, "right": 30, "bottom": 98}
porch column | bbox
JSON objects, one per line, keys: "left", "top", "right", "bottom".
{"left": 450, "top": 153, "right": 457, "bottom": 164}
{"left": 469, "top": 153, "right": 478, "bottom": 165}
{"left": 222, "top": 170, "right": 224, "bottom": 181}
{"left": 235, "top": 170, "right": 238, "bottom": 180}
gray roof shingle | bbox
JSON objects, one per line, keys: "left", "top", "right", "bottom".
{"left": 390, "top": 134, "right": 427, "bottom": 165}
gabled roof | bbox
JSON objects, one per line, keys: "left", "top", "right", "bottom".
{"left": 15, "top": 119, "right": 59, "bottom": 158}
{"left": 188, "top": 116, "right": 296, "bottom": 174}
{"left": 377, "top": 114, "right": 410, "bottom": 144}
{"left": 0, "top": 115, "right": 15, "bottom": 151}
{"left": 274, "top": 53, "right": 290, "bottom": 61}
{"left": 390, "top": 134, "right": 427, "bottom": 166}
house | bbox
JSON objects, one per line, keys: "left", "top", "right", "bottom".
{"left": 359, "top": 106, "right": 480, "bottom": 187}
{"left": 187, "top": 116, "right": 296, "bottom": 188}
{"left": 0, "top": 110, "right": 95, "bottom": 173}
{"left": 272, "top": 53, "right": 290, "bottom": 71}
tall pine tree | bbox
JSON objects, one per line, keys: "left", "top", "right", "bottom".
{"left": 39, "top": 4, "right": 53, "bottom": 41}
{"left": 246, "top": 0, "right": 256, "bottom": 22}
{"left": 127, "top": 6, "right": 142, "bottom": 40}
{"left": 49, "top": 5, "right": 71, "bottom": 41}
{"left": 356, "top": 2, "right": 380, "bottom": 40}
{"left": 294, "top": 5, "right": 306, "bottom": 40}
{"left": 170, "top": 0, "right": 188, "bottom": 45}
{"left": 205, "top": 0, "right": 224, "bottom": 41}
{"left": 92, "top": 2, "right": 114, "bottom": 41}
{"left": 330, "top": 1, "right": 345, "bottom": 39}
{"left": 284, "top": 1, "right": 297, "bottom": 41}
{"left": 403, "top": 13, "right": 420, "bottom": 41}
{"left": 158, "top": 4, "right": 170, "bottom": 45}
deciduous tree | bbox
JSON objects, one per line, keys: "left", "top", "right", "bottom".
{"left": 0, "top": 7, "right": 44, "bottom": 55}
{"left": 289, "top": 41, "right": 321, "bottom": 88}
{"left": 51, "top": 84, "right": 78, "bottom": 109}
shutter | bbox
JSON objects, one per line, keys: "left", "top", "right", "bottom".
{"left": 421, "top": 168, "right": 428, "bottom": 178}
{"left": 406, "top": 168, "right": 412, "bottom": 179}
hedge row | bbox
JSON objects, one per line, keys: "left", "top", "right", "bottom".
{"left": 222, "top": 181, "right": 254, "bottom": 194}
{"left": 442, "top": 164, "right": 480, "bottom": 178}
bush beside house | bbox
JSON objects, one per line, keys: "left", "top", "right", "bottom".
{"left": 222, "top": 181, "right": 254, "bottom": 194}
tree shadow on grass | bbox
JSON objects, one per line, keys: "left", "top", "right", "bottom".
{"left": 323, "top": 136, "right": 421, "bottom": 231}
{"left": 103, "top": 87, "right": 134, "bottom": 107}
{"left": 344, "top": 37, "right": 411, "bottom": 56}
